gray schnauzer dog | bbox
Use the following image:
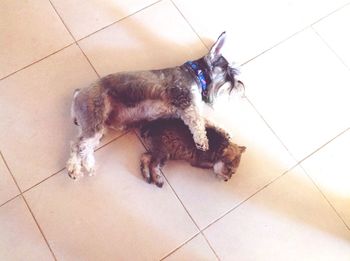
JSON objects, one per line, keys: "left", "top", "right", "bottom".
{"left": 67, "top": 32, "right": 243, "bottom": 179}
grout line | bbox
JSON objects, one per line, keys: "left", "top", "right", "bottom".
{"left": 134, "top": 133, "right": 221, "bottom": 260}
{"left": 48, "top": 0, "right": 101, "bottom": 78}
{"left": 0, "top": 151, "right": 57, "bottom": 260}
{"left": 310, "top": 2, "right": 350, "bottom": 27}
{"left": 159, "top": 232, "right": 201, "bottom": 260}
{"left": 1, "top": 0, "right": 163, "bottom": 82}
{"left": 0, "top": 194, "right": 21, "bottom": 209}
{"left": 200, "top": 164, "right": 298, "bottom": 233}
{"left": 162, "top": 170, "right": 220, "bottom": 260}
{"left": 312, "top": 27, "right": 350, "bottom": 72}
{"left": 241, "top": 2, "right": 350, "bottom": 67}
{"left": 21, "top": 131, "right": 129, "bottom": 194}
{"left": 240, "top": 26, "right": 310, "bottom": 66}
{"left": 170, "top": 0, "right": 209, "bottom": 51}
{"left": 295, "top": 128, "right": 349, "bottom": 166}
{"left": 0, "top": 43, "right": 75, "bottom": 81}
{"left": 299, "top": 165, "right": 350, "bottom": 231}
{"left": 22, "top": 168, "right": 65, "bottom": 195}
{"left": 21, "top": 194, "right": 58, "bottom": 261}
{"left": 0, "top": 151, "right": 22, "bottom": 194}
{"left": 245, "top": 97, "right": 298, "bottom": 162}
{"left": 76, "top": 0, "right": 163, "bottom": 42}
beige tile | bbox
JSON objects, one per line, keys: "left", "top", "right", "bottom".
{"left": 0, "top": 155, "right": 19, "bottom": 205}
{"left": 242, "top": 29, "right": 350, "bottom": 161}
{"left": 173, "top": 0, "right": 348, "bottom": 65}
{"left": 0, "top": 0, "right": 73, "bottom": 79}
{"left": 163, "top": 234, "right": 217, "bottom": 261}
{"left": 79, "top": 0, "right": 208, "bottom": 77}
{"left": 0, "top": 197, "right": 53, "bottom": 261}
{"left": 25, "top": 133, "right": 198, "bottom": 261}
{"left": 301, "top": 129, "right": 350, "bottom": 228}
{"left": 313, "top": 4, "right": 350, "bottom": 68}
{"left": 0, "top": 45, "right": 105, "bottom": 191}
{"left": 162, "top": 97, "right": 296, "bottom": 228}
{"left": 204, "top": 167, "right": 350, "bottom": 260}
{"left": 288, "top": 0, "right": 349, "bottom": 26}
{"left": 50, "top": 0, "right": 158, "bottom": 40}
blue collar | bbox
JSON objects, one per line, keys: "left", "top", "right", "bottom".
{"left": 184, "top": 60, "right": 211, "bottom": 100}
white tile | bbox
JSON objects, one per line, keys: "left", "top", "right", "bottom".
{"left": 162, "top": 97, "right": 296, "bottom": 228}
{"left": 163, "top": 234, "right": 217, "bottom": 261}
{"left": 0, "top": 155, "right": 19, "bottom": 205}
{"left": 172, "top": 0, "right": 297, "bottom": 65}
{"left": 204, "top": 166, "right": 350, "bottom": 260}
{"left": 301, "top": 129, "right": 350, "bottom": 227}
{"left": 79, "top": 0, "right": 208, "bottom": 76}
{"left": 0, "top": 197, "right": 53, "bottom": 261}
{"left": 173, "top": 0, "right": 348, "bottom": 65}
{"left": 25, "top": 133, "right": 198, "bottom": 261}
{"left": 0, "top": 0, "right": 73, "bottom": 78}
{"left": 313, "top": 4, "right": 350, "bottom": 68}
{"left": 242, "top": 29, "right": 350, "bottom": 160}
{"left": 0, "top": 45, "right": 103, "bottom": 191}
{"left": 51, "top": 0, "right": 158, "bottom": 39}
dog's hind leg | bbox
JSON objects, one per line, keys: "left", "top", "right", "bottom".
{"left": 67, "top": 129, "right": 104, "bottom": 179}
{"left": 180, "top": 105, "right": 209, "bottom": 151}
{"left": 67, "top": 87, "right": 107, "bottom": 179}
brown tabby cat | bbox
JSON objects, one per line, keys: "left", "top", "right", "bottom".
{"left": 140, "top": 118, "right": 246, "bottom": 187}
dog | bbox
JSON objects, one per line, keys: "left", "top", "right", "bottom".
{"left": 67, "top": 32, "right": 243, "bottom": 179}
{"left": 140, "top": 118, "right": 246, "bottom": 187}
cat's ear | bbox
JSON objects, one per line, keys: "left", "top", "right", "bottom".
{"left": 239, "top": 146, "right": 246, "bottom": 153}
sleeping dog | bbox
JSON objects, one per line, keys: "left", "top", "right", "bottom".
{"left": 67, "top": 32, "right": 243, "bottom": 179}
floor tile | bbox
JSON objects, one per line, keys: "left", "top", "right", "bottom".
{"left": 173, "top": 0, "right": 298, "bottom": 64}
{"left": 0, "top": 197, "right": 53, "bottom": 261}
{"left": 0, "top": 45, "right": 101, "bottom": 191}
{"left": 0, "top": 155, "right": 19, "bottom": 205}
{"left": 161, "top": 97, "right": 296, "bottom": 228}
{"left": 79, "top": 0, "right": 207, "bottom": 77}
{"left": 173, "top": 0, "right": 348, "bottom": 65}
{"left": 242, "top": 29, "right": 350, "bottom": 161}
{"left": 163, "top": 234, "right": 217, "bottom": 261}
{"left": 313, "top": 4, "right": 350, "bottom": 69}
{"left": 204, "top": 166, "right": 350, "bottom": 261}
{"left": 25, "top": 133, "right": 198, "bottom": 261}
{"left": 301, "top": 129, "right": 350, "bottom": 228}
{"left": 50, "top": 0, "right": 158, "bottom": 40}
{"left": 0, "top": 0, "right": 73, "bottom": 79}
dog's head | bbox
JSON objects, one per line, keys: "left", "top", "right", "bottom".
{"left": 213, "top": 143, "right": 246, "bottom": 181}
{"left": 202, "top": 32, "right": 244, "bottom": 104}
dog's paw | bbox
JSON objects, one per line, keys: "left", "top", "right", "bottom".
{"left": 196, "top": 140, "right": 209, "bottom": 151}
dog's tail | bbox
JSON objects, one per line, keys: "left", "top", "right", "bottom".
{"left": 71, "top": 88, "right": 81, "bottom": 126}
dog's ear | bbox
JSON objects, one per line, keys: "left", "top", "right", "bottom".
{"left": 209, "top": 32, "right": 226, "bottom": 61}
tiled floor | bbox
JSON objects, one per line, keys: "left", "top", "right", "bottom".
{"left": 0, "top": 0, "right": 349, "bottom": 260}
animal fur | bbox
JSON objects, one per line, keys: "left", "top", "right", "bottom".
{"left": 140, "top": 118, "right": 246, "bottom": 187}
{"left": 67, "top": 32, "right": 243, "bottom": 179}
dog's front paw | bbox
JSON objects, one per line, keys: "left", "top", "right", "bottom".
{"left": 196, "top": 139, "right": 209, "bottom": 151}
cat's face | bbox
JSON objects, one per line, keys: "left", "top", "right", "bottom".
{"left": 213, "top": 144, "right": 246, "bottom": 181}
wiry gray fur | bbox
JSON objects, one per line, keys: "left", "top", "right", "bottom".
{"left": 66, "top": 32, "right": 243, "bottom": 179}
